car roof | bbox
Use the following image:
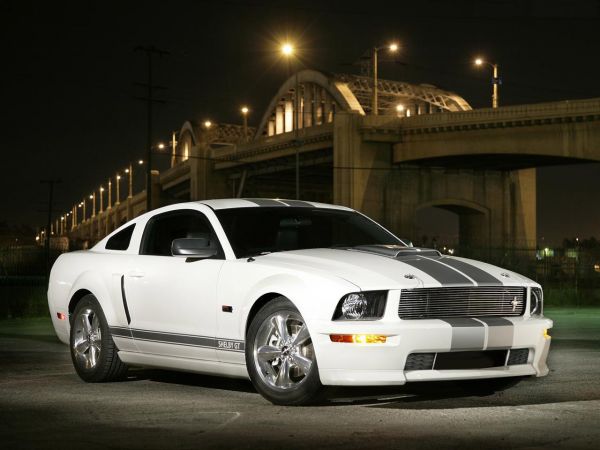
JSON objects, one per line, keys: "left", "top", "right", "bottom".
{"left": 196, "top": 198, "right": 355, "bottom": 211}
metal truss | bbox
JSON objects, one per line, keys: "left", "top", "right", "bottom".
{"left": 208, "top": 123, "right": 257, "bottom": 144}
{"left": 336, "top": 74, "right": 472, "bottom": 112}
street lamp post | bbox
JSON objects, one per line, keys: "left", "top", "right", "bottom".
{"left": 116, "top": 174, "right": 121, "bottom": 205}
{"left": 372, "top": 42, "right": 399, "bottom": 115}
{"left": 99, "top": 186, "right": 104, "bottom": 213}
{"left": 125, "top": 163, "right": 133, "bottom": 198}
{"left": 107, "top": 178, "right": 112, "bottom": 209}
{"left": 475, "top": 58, "right": 500, "bottom": 108}
{"left": 281, "top": 42, "right": 301, "bottom": 199}
{"left": 90, "top": 194, "right": 95, "bottom": 218}
{"left": 241, "top": 106, "right": 249, "bottom": 142}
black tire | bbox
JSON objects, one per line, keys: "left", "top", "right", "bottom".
{"left": 70, "top": 294, "right": 128, "bottom": 382}
{"left": 246, "top": 297, "right": 323, "bottom": 406}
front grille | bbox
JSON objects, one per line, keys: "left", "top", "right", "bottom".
{"left": 398, "top": 286, "right": 526, "bottom": 319}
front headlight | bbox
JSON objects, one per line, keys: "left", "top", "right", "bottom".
{"left": 530, "top": 287, "right": 543, "bottom": 316}
{"left": 332, "top": 291, "right": 387, "bottom": 321}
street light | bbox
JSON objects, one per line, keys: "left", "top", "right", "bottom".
{"left": 99, "top": 186, "right": 104, "bottom": 213}
{"left": 372, "top": 42, "right": 399, "bottom": 115}
{"left": 474, "top": 57, "right": 500, "bottom": 108}
{"left": 396, "top": 103, "right": 405, "bottom": 117}
{"left": 157, "top": 142, "right": 165, "bottom": 149}
{"left": 115, "top": 174, "right": 121, "bottom": 205}
{"left": 281, "top": 42, "right": 294, "bottom": 56}
{"left": 241, "top": 106, "right": 249, "bottom": 142}
{"left": 204, "top": 120, "right": 212, "bottom": 129}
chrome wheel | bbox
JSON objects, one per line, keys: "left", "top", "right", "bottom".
{"left": 72, "top": 307, "right": 102, "bottom": 370}
{"left": 252, "top": 311, "right": 314, "bottom": 390}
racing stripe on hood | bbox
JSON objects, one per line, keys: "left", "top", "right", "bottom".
{"left": 436, "top": 257, "right": 504, "bottom": 286}
{"left": 439, "top": 318, "right": 485, "bottom": 350}
{"left": 475, "top": 317, "right": 515, "bottom": 349}
{"left": 399, "top": 257, "right": 475, "bottom": 286}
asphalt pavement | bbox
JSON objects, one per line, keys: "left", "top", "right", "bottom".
{"left": 1, "top": 308, "right": 599, "bottom": 449}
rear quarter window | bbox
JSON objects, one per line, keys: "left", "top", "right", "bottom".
{"left": 105, "top": 224, "right": 136, "bottom": 251}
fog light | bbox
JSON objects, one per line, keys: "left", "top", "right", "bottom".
{"left": 330, "top": 334, "right": 387, "bottom": 344}
{"left": 543, "top": 329, "right": 551, "bottom": 339}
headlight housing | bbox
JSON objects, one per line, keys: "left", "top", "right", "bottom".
{"left": 530, "top": 287, "right": 543, "bottom": 316}
{"left": 332, "top": 291, "right": 388, "bottom": 321}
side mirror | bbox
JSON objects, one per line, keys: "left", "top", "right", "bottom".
{"left": 171, "top": 237, "right": 218, "bottom": 259}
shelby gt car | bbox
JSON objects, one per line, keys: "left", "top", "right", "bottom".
{"left": 48, "top": 199, "right": 552, "bottom": 405}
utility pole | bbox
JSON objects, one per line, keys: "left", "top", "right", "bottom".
{"left": 134, "top": 45, "right": 169, "bottom": 213}
{"left": 40, "top": 179, "right": 61, "bottom": 277}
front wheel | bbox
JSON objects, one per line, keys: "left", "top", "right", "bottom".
{"left": 70, "top": 294, "right": 128, "bottom": 382}
{"left": 246, "top": 297, "right": 323, "bottom": 405}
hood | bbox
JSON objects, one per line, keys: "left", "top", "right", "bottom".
{"left": 252, "top": 246, "right": 533, "bottom": 291}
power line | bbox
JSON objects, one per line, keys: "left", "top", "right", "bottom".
{"left": 134, "top": 45, "right": 170, "bottom": 212}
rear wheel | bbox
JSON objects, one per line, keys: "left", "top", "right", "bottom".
{"left": 70, "top": 294, "right": 128, "bottom": 382}
{"left": 246, "top": 297, "right": 323, "bottom": 405}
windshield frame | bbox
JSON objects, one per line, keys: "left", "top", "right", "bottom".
{"left": 214, "top": 206, "right": 403, "bottom": 259}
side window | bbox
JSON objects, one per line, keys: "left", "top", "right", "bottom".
{"left": 140, "top": 210, "right": 223, "bottom": 258}
{"left": 105, "top": 224, "right": 136, "bottom": 251}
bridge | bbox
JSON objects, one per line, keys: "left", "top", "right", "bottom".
{"left": 64, "top": 69, "right": 600, "bottom": 256}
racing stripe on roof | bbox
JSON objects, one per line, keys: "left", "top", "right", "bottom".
{"left": 243, "top": 198, "right": 288, "bottom": 206}
{"left": 401, "top": 257, "right": 475, "bottom": 286}
{"left": 277, "top": 199, "right": 314, "bottom": 207}
{"left": 438, "top": 257, "right": 503, "bottom": 286}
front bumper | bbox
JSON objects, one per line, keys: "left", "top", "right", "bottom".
{"left": 311, "top": 313, "right": 552, "bottom": 386}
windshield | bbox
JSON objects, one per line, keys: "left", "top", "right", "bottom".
{"left": 215, "top": 207, "right": 402, "bottom": 258}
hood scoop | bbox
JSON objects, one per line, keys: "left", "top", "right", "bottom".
{"left": 351, "top": 245, "right": 442, "bottom": 259}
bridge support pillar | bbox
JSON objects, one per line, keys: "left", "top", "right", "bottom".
{"left": 189, "top": 142, "right": 229, "bottom": 201}
{"left": 333, "top": 112, "right": 392, "bottom": 224}
{"left": 333, "top": 111, "right": 536, "bottom": 255}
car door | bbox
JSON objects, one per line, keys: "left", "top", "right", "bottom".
{"left": 122, "top": 208, "right": 225, "bottom": 361}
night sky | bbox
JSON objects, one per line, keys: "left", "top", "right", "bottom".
{"left": 2, "top": 0, "right": 600, "bottom": 245}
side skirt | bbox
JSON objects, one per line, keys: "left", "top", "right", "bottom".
{"left": 117, "top": 350, "right": 250, "bottom": 380}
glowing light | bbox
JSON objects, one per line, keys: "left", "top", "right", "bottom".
{"left": 389, "top": 42, "right": 399, "bottom": 52}
{"left": 116, "top": 175, "right": 121, "bottom": 180}
{"left": 204, "top": 120, "right": 212, "bottom": 129}
{"left": 125, "top": 168, "right": 130, "bottom": 173}
{"left": 100, "top": 187, "right": 104, "bottom": 192}
{"left": 543, "top": 329, "right": 551, "bottom": 340}
{"left": 138, "top": 160, "right": 144, "bottom": 165}
{"left": 330, "top": 334, "right": 387, "bottom": 344}
{"left": 89, "top": 195, "right": 93, "bottom": 199}
{"left": 281, "top": 43, "right": 294, "bottom": 56}
{"left": 241, "top": 106, "right": 249, "bottom": 114}
{"left": 396, "top": 104, "right": 405, "bottom": 112}
{"left": 475, "top": 57, "right": 484, "bottom": 66}
{"left": 157, "top": 143, "right": 165, "bottom": 149}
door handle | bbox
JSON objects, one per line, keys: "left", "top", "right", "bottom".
{"left": 127, "top": 270, "right": 146, "bottom": 278}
